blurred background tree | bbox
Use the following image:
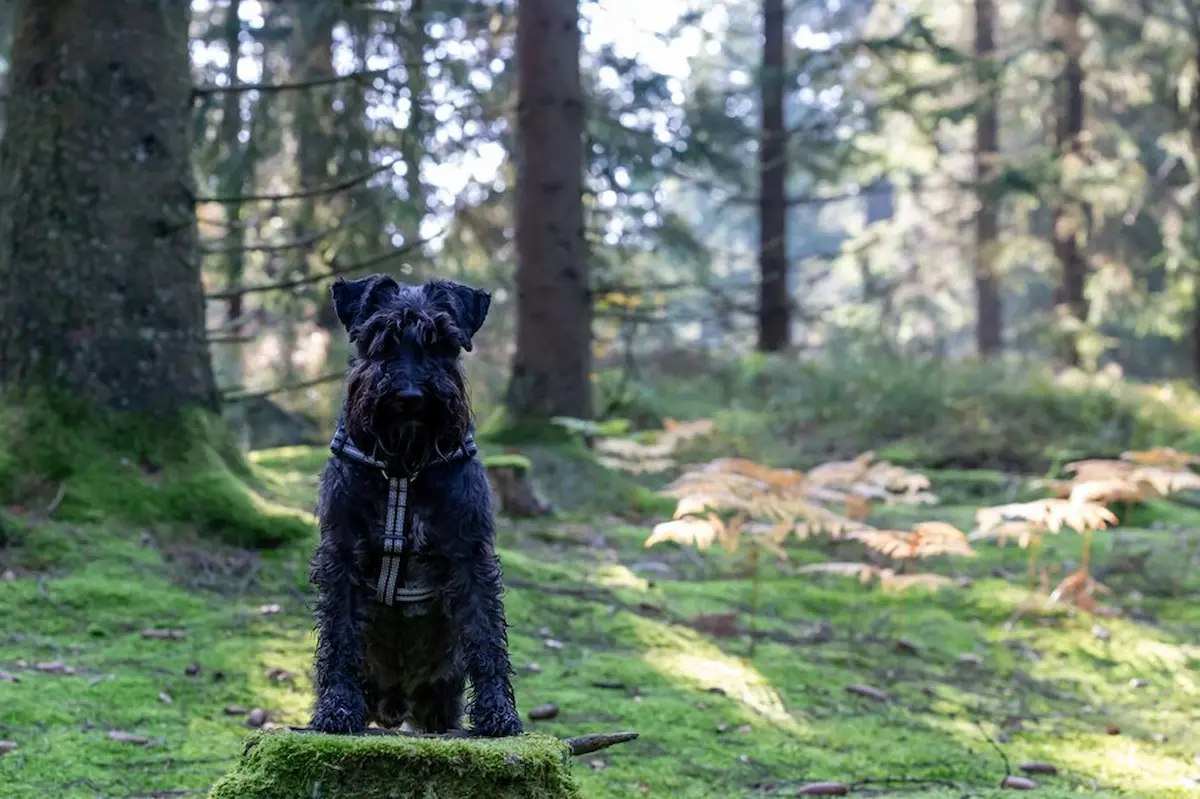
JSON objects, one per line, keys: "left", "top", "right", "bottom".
{"left": 0, "top": 0, "right": 1198, "bottom": 442}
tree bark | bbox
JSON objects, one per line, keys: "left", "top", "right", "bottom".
{"left": 218, "top": 0, "right": 248, "bottom": 388}
{"left": 973, "top": 0, "right": 1002, "bottom": 356}
{"left": 757, "top": 0, "right": 790, "bottom": 353}
{"left": 0, "top": 0, "right": 217, "bottom": 416}
{"left": 506, "top": 0, "right": 591, "bottom": 421}
{"left": 1050, "top": 0, "right": 1087, "bottom": 366}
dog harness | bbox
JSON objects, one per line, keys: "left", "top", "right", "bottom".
{"left": 329, "top": 423, "right": 478, "bottom": 606}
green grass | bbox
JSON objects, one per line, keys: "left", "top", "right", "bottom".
{"left": 3, "top": 432, "right": 1200, "bottom": 797}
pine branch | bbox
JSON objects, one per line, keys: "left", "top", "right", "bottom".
{"left": 195, "top": 158, "right": 401, "bottom": 204}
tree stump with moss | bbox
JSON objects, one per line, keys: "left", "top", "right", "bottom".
{"left": 208, "top": 730, "right": 587, "bottom": 799}
{"left": 484, "top": 454, "right": 554, "bottom": 518}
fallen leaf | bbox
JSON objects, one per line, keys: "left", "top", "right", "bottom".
{"left": 958, "top": 653, "right": 983, "bottom": 666}
{"left": 844, "top": 683, "right": 888, "bottom": 702}
{"left": 588, "top": 758, "right": 607, "bottom": 770}
{"left": 265, "top": 668, "right": 295, "bottom": 682}
{"left": 1106, "top": 724, "right": 1120, "bottom": 735}
{"left": 638, "top": 783, "right": 650, "bottom": 793}
{"left": 158, "top": 691, "right": 173, "bottom": 705}
{"left": 688, "top": 612, "right": 739, "bottom": 637}
{"left": 1129, "top": 678, "right": 1148, "bottom": 688}
{"left": 246, "top": 708, "right": 267, "bottom": 728}
{"left": 0, "top": 671, "right": 19, "bottom": 683}
{"left": 528, "top": 703, "right": 559, "bottom": 721}
{"left": 34, "top": 660, "right": 75, "bottom": 675}
{"left": 258, "top": 603, "right": 282, "bottom": 615}
{"left": 1019, "top": 762, "right": 1058, "bottom": 775}
{"left": 141, "top": 629, "right": 187, "bottom": 641}
{"left": 735, "top": 724, "right": 752, "bottom": 734}
{"left": 224, "top": 706, "right": 248, "bottom": 716}
{"left": 797, "top": 783, "right": 850, "bottom": 796}
{"left": 591, "top": 680, "right": 626, "bottom": 690}
{"left": 107, "top": 731, "right": 149, "bottom": 745}
{"left": 715, "top": 722, "right": 727, "bottom": 733}
{"left": 1002, "top": 775, "right": 1037, "bottom": 790}
{"left": 0, "top": 741, "right": 17, "bottom": 755}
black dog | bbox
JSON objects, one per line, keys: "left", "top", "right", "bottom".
{"left": 308, "top": 274, "right": 522, "bottom": 739}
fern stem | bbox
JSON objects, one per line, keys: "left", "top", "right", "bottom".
{"left": 748, "top": 542, "right": 760, "bottom": 658}
{"left": 1026, "top": 535, "right": 1043, "bottom": 593}
{"left": 1080, "top": 528, "right": 1093, "bottom": 575}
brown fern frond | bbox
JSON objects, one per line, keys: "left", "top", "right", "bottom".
{"left": 795, "top": 562, "right": 880, "bottom": 583}
{"left": 1120, "top": 447, "right": 1200, "bottom": 468}
{"left": 1068, "top": 478, "right": 1152, "bottom": 506}
{"left": 646, "top": 517, "right": 720, "bottom": 550}
{"left": 1132, "top": 466, "right": 1200, "bottom": 496}
{"left": 877, "top": 571, "right": 956, "bottom": 592}
{"left": 974, "top": 499, "right": 1117, "bottom": 538}
{"left": 850, "top": 521, "right": 977, "bottom": 560}
{"left": 1048, "top": 567, "right": 1112, "bottom": 612}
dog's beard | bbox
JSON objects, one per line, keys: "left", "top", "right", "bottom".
{"left": 344, "top": 360, "right": 471, "bottom": 474}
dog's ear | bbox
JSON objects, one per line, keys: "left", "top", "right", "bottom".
{"left": 427, "top": 280, "right": 491, "bottom": 352}
{"left": 331, "top": 274, "right": 397, "bottom": 336}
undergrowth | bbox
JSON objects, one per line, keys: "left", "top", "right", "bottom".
{"left": 0, "top": 393, "right": 312, "bottom": 549}
{"left": 597, "top": 351, "right": 1200, "bottom": 472}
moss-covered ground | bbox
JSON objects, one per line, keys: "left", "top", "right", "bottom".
{"left": 3, "top": 365, "right": 1200, "bottom": 797}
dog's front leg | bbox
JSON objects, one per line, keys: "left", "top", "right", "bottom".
{"left": 434, "top": 474, "right": 523, "bottom": 737}
{"left": 310, "top": 533, "right": 371, "bottom": 734}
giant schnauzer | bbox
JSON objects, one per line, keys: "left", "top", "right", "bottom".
{"left": 308, "top": 273, "right": 522, "bottom": 738}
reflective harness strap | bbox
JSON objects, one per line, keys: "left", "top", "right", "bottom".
{"left": 329, "top": 424, "right": 475, "bottom": 606}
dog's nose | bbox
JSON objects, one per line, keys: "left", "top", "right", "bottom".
{"left": 395, "top": 386, "right": 423, "bottom": 405}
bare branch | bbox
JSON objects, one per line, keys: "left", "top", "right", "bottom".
{"left": 192, "top": 65, "right": 414, "bottom": 100}
{"left": 565, "top": 732, "right": 640, "bottom": 757}
{"left": 205, "top": 231, "right": 441, "bottom": 302}
{"left": 200, "top": 210, "right": 371, "bottom": 255}
{"left": 195, "top": 158, "right": 401, "bottom": 204}
{"left": 222, "top": 372, "right": 345, "bottom": 403}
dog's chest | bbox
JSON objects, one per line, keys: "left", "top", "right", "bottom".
{"left": 365, "top": 477, "right": 441, "bottom": 611}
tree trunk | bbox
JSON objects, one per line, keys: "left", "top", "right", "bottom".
{"left": 973, "top": 0, "right": 1002, "bottom": 356}
{"left": 757, "top": 0, "right": 789, "bottom": 353}
{"left": 0, "top": 0, "right": 217, "bottom": 416}
{"left": 218, "top": 0, "right": 248, "bottom": 389}
{"left": 402, "top": 0, "right": 429, "bottom": 233}
{"left": 506, "top": 0, "right": 591, "bottom": 421}
{"left": 1189, "top": 44, "right": 1200, "bottom": 382}
{"left": 1050, "top": 0, "right": 1087, "bottom": 366}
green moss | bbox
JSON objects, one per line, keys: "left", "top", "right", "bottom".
{"left": 207, "top": 731, "right": 580, "bottom": 799}
{"left": 483, "top": 453, "right": 534, "bottom": 473}
{"left": 0, "top": 391, "right": 313, "bottom": 548}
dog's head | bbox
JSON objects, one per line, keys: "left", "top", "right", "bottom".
{"left": 331, "top": 274, "right": 490, "bottom": 464}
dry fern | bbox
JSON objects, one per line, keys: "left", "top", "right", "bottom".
{"left": 850, "top": 521, "right": 977, "bottom": 561}
{"left": 569, "top": 416, "right": 716, "bottom": 475}
{"left": 795, "top": 562, "right": 956, "bottom": 593}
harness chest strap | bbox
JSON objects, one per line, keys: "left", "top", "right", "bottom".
{"left": 329, "top": 424, "right": 476, "bottom": 606}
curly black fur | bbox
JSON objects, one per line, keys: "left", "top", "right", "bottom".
{"left": 308, "top": 274, "right": 522, "bottom": 738}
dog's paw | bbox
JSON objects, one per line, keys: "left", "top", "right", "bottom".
{"left": 310, "top": 689, "right": 368, "bottom": 735}
{"left": 471, "top": 710, "right": 523, "bottom": 738}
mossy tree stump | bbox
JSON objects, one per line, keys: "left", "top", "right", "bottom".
{"left": 208, "top": 730, "right": 584, "bottom": 799}
{"left": 483, "top": 454, "right": 554, "bottom": 518}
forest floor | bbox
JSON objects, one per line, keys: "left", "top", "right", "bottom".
{"left": 3, "top": 408, "right": 1200, "bottom": 797}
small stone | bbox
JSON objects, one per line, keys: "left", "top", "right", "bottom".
{"left": 1129, "top": 678, "right": 1148, "bottom": 688}
{"left": 527, "top": 703, "right": 559, "bottom": 721}
{"left": 1106, "top": 724, "right": 1121, "bottom": 735}
{"left": 737, "top": 754, "right": 750, "bottom": 764}
{"left": 894, "top": 639, "right": 920, "bottom": 655}
{"left": 1002, "top": 775, "right": 1037, "bottom": 790}
{"left": 797, "top": 783, "right": 850, "bottom": 796}
{"left": 958, "top": 653, "right": 983, "bottom": 666}
{"left": 224, "top": 705, "right": 248, "bottom": 716}
{"left": 0, "top": 741, "right": 17, "bottom": 755}
{"left": 184, "top": 662, "right": 201, "bottom": 677}
{"left": 258, "top": 604, "right": 282, "bottom": 615}
{"left": 521, "top": 662, "right": 543, "bottom": 675}
{"left": 543, "top": 638, "right": 565, "bottom": 650}
{"left": 1019, "top": 761, "right": 1057, "bottom": 775}
{"left": 246, "top": 708, "right": 267, "bottom": 728}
